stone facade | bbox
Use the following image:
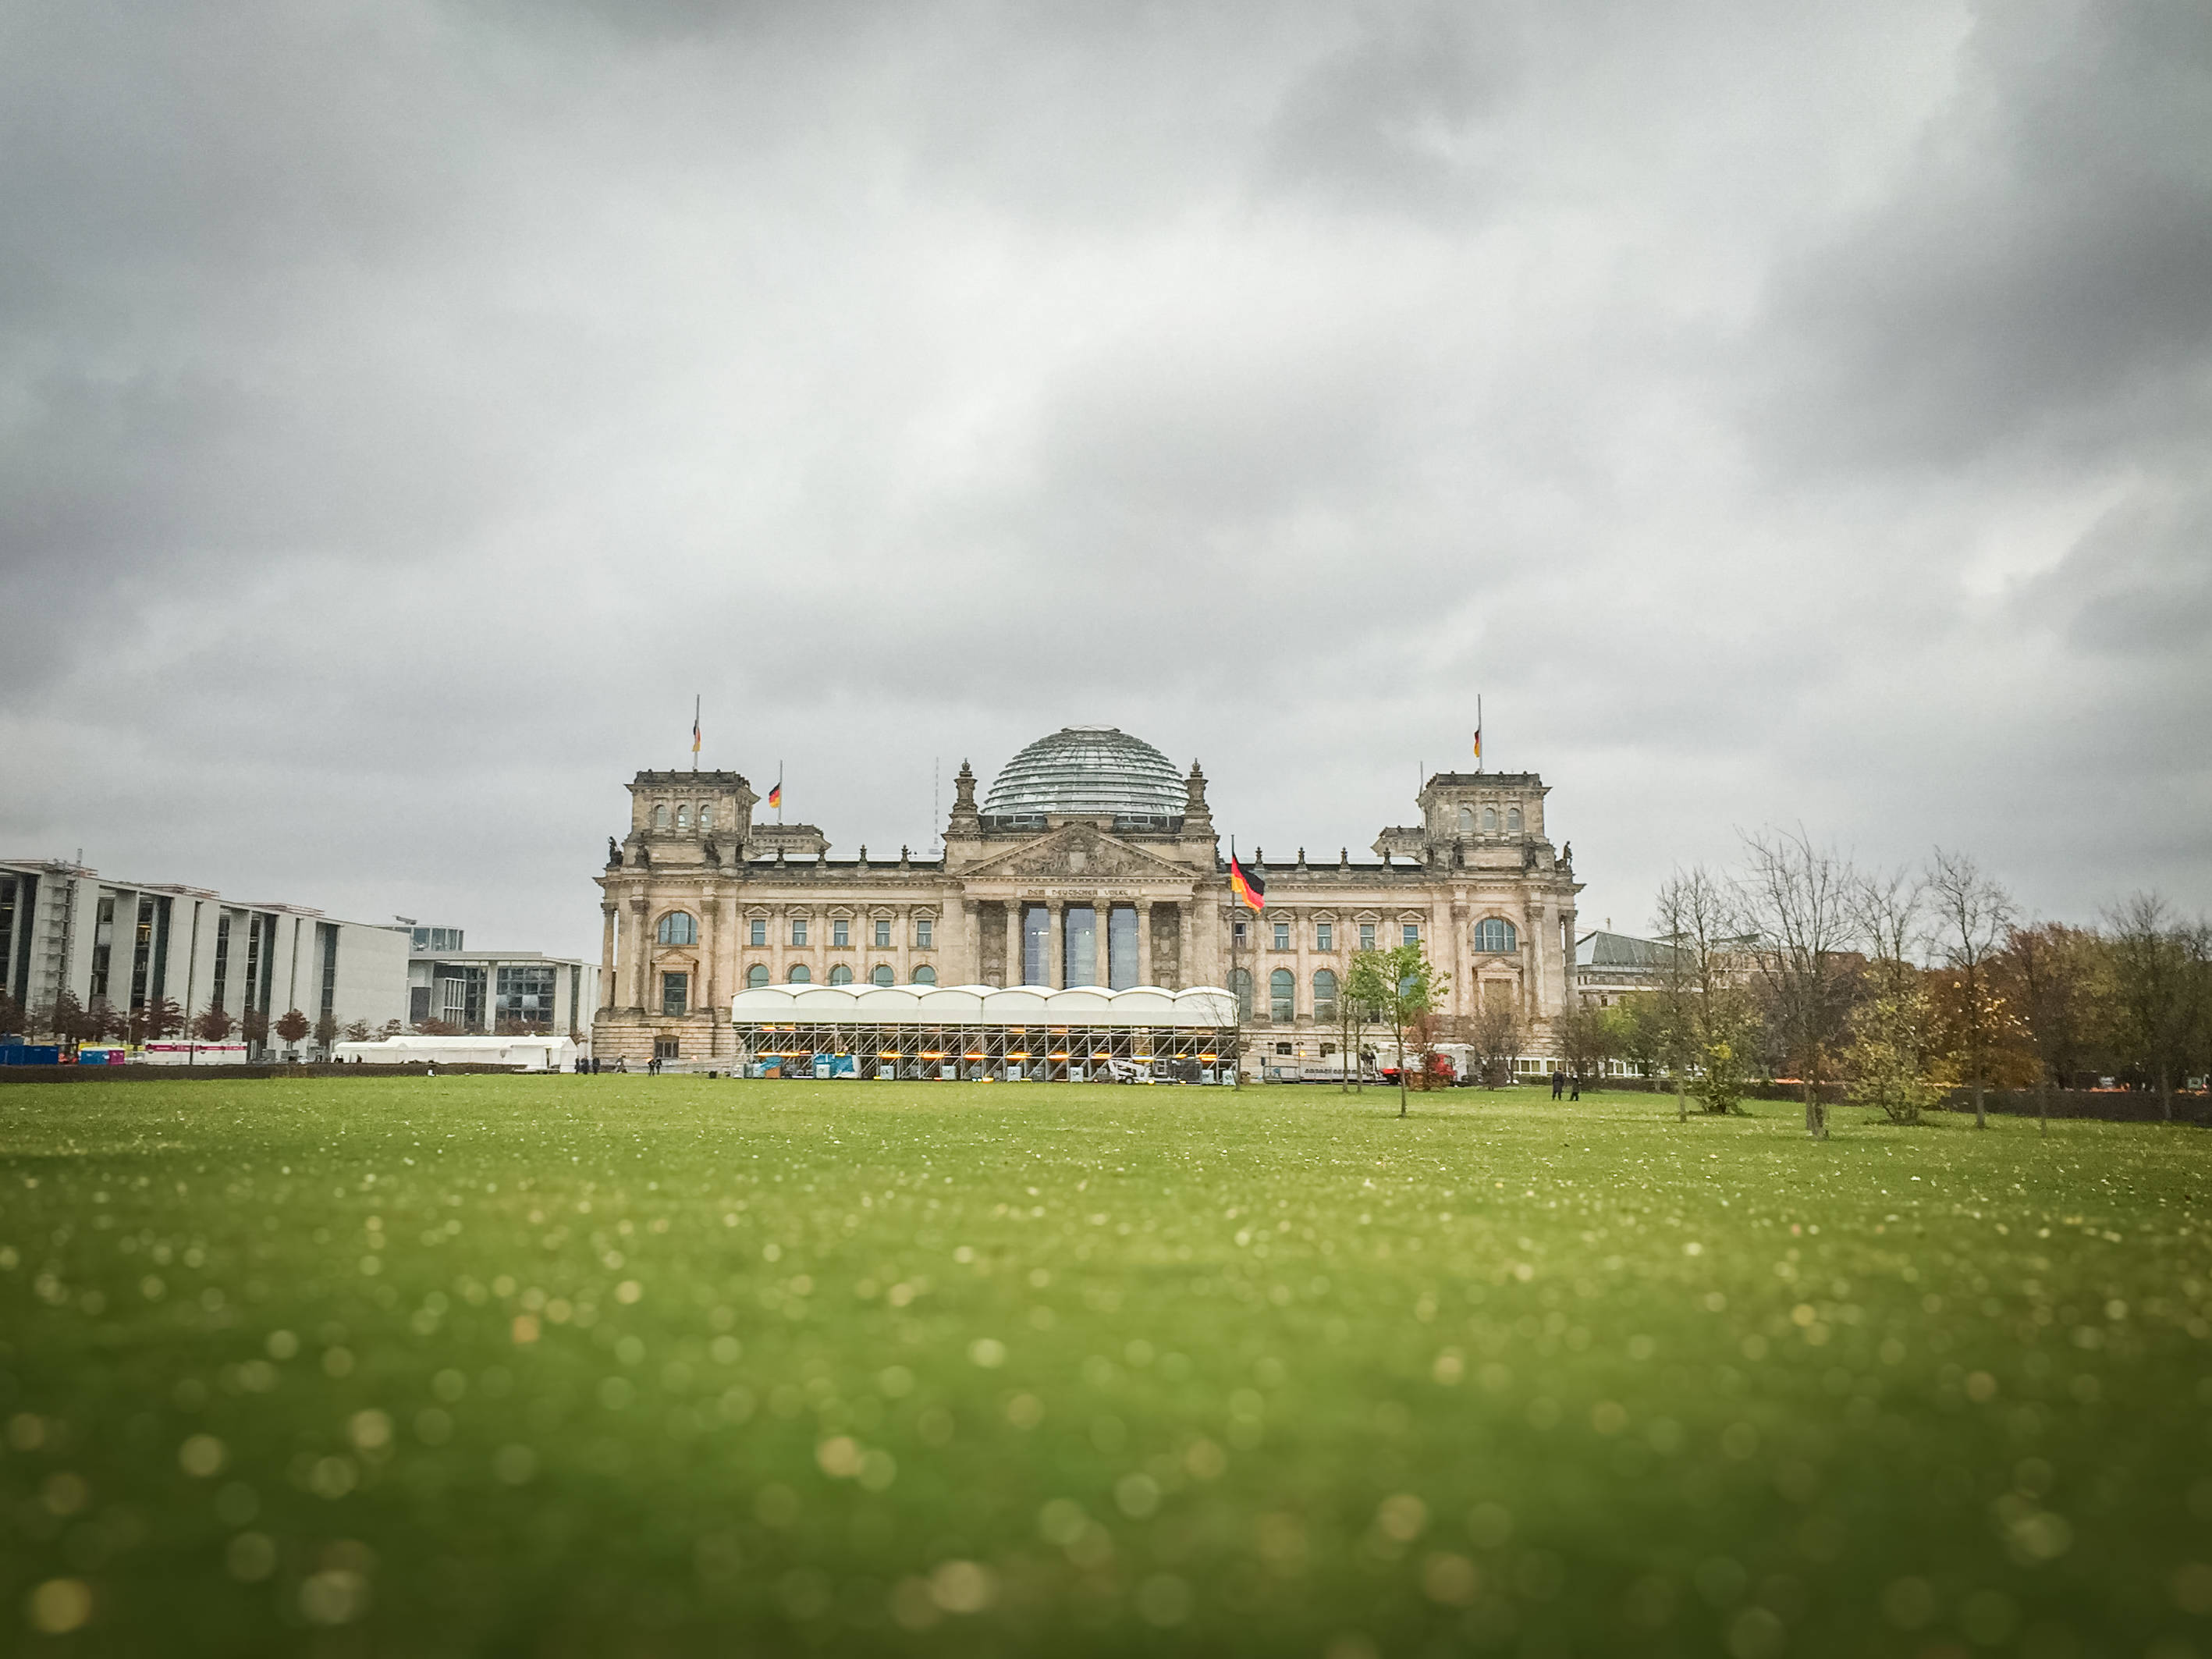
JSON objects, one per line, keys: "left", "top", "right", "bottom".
{"left": 591, "top": 739, "right": 1582, "bottom": 1066}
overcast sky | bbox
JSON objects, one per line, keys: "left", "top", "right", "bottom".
{"left": 3, "top": 0, "right": 2207, "bottom": 957}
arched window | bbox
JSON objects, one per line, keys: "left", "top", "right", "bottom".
{"left": 1475, "top": 918, "right": 1518, "bottom": 954}
{"left": 676, "top": 805, "right": 691, "bottom": 830}
{"left": 1482, "top": 807, "right": 1498, "bottom": 833}
{"left": 700, "top": 805, "right": 715, "bottom": 833}
{"left": 746, "top": 964, "right": 769, "bottom": 989}
{"left": 829, "top": 964, "right": 854, "bottom": 986}
{"left": 1313, "top": 968, "right": 1338, "bottom": 1023}
{"left": 652, "top": 804, "right": 670, "bottom": 830}
{"left": 1458, "top": 807, "right": 1474, "bottom": 832}
{"left": 1507, "top": 806, "right": 1522, "bottom": 834}
{"left": 912, "top": 965, "right": 936, "bottom": 986}
{"left": 1230, "top": 968, "right": 1253, "bottom": 1021}
{"left": 656, "top": 911, "right": 697, "bottom": 946}
{"left": 1269, "top": 968, "right": 1294, "bottom": 1023}
{"left": 786, "top": 964, "right": 811, "bottom": 984}
{"left": 870, "top": 964, "right": 893, "bottom": 986}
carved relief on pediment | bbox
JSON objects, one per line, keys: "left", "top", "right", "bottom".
{"left": 973, "top": 826, "right": 1187, "bottom": 882}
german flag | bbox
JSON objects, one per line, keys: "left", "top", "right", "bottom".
{"left": 1228, "top": 846, "right": 1266, "bottom": 912}
{"left": 767, "top": 781, "right": 783, "bottom": 809}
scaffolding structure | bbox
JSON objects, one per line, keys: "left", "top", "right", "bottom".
{"left": 728, "top": 983, "right": 1237, "bottom": 1082}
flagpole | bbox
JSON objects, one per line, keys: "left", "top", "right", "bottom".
{"left": 692, "top": 694, "right": 701, "bottom": 773}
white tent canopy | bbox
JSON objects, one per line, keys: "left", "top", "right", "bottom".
{"left": 728, "top": 983, "right": 1236, "bottom": 1028}
{"left": 330, "top": 1035, "right": 578, "bottom": 1071}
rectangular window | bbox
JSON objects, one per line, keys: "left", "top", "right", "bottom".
{"left": 1233, "top": 920, "right": 1248, "bottom": 946}
{"left": 662, "top": 972, "right": 689, "bottom": 1016}
{"left": 1315, "top": 922, "right": 1333, "bottom": 952}
{"left": 89, "top": 895, "right": 116, "bottom": 1002}
{"left": 832, "top": 918, "right": 850, "bottom": 948}
{"left": 1359, "top": 923, "right": 1376, "bottom": 951}
{"left": 874, "top": 919, "right": 891, "bottom": 948}
{"left": 654, "top": 1038, "right": 680, "bottom": 1060}
{"left": 1404, "top": 924, "right": 1420, "bottom": 947}
{"left": 495, "top": 964, "right": 557, "bottom": 1028}
{"left": 318, "top": 922, "right": 339, "bottom": 1019}
{"left": 1106, "top": 906, "right": 1138, "bottom": 991}
{"left": 1273, "top": 922, "right": 1290, "bottom": 951}
{"left": 211, "top": 913, "right": 232, "bottom": 1012}
{"left": 914, "top": 917, "right": 933, "bottom": 950}
{"left": 790, "top": 919, "right": 808, "bottom": 947}
{"left": 1022, "top": 905, "right": 1050, "bottom": 986}
{"left": 749, "top": 918, "right": 767, "bottom": 947}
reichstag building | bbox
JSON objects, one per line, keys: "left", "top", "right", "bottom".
{"left": 593, "top": 726, "right": 1582, "bottom": 1073}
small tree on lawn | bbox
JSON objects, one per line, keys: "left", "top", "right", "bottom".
{"left": 1926, "top": 847, "right": 2015, "bottom": 1130}
{"left": 0, "top": 989, "right": 26, "bottom": 1037}
{"left": 1845, "top": 974, "right": 1943, "bottom": 1124}
{"left": 275, "top": 1008, "right": 311, "bottom": 1053}
{"left": 1468, "top": 993, "right": 1524, "bottom": 1090}
{"left": 1332, "top": 968, "right": 1369, "bottom": 1093}
{"left": 1346, "top": 944, "right": 1447, "bottom": 1118}
{"left": 142, "top": 996, "right": 186, "bottom": 1045}
{"left": 378, "top": 1018, "right": 403, "bottom": 1039}
{"left": 39, "top": 990, "right": 88, "bottom": 1043}
{"left": 1553, "top": 1002, "right": 1615, "bottom": 1092}
{"left": 192, "top": 1004, "right": 235, "bottom": 1044}
{"left": 1733, "top": 827, "right": 1861, "bottom": 1141}
{"left": 1997, "top": 922, "right": 2111, "bottom": 1135}
{"left": 240, "top": 1008, "right": 270, "bottom": 1053}
{"left": 342, "top": 1019, "right": 372, "bottom": 1043}
{"left": 312, "top": 1013, "right": 339, "bottom": 1057}
{"left": 2106, "top": 892, "right": 2193, "bottom": 1122}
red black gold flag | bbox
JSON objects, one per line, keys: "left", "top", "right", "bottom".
{"left": 1229, "top": 847, "right": 1266, "bottom": 912}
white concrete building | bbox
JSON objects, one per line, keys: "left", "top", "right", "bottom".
{"left": 404, "top": 925, "right": 597, "bottom": 1036}
{"left": 0, "top": 858, "right": 407, "bottom": 1050}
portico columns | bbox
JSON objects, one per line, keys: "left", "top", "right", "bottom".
{"left": 626, "top": 897, "right": 649, "bottom": 1013}
{"left": 1136, "top": 899, "right": 1154, "bottom": 987}
{"left": 1048, "top": 903, "right": 1066, "bottom": 989}
{"left": 1004, "top": 902, "right": 1021, "bottom": 988}
{"left": 599, "top": 904, "right": 617, "bottom": 1011}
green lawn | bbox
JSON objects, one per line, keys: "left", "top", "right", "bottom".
{"left": 3, "top": 1078, "right": 2209, "bottom": 1657}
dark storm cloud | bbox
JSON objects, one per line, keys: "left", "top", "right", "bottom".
{"left": 1760, "top": 0, "right": 2212, "bottom": 466}
{"left": 1, "top": 0, "right": 2206, "bottom": 951}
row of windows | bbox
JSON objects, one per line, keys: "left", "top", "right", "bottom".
{"left": 1224, "top": 968, "right": 1343, "bottom": 1023}
{"left": 661, "top": 961, "right": 944, "bottom": 1014}
{"left": 655, "top": 912, "right": 938, "bottom": 950}
{"left": 649, "top": 803, "right": 720, "bottom": 833}
{"left": 1457, "top": 805, "right": 1525, "bottom": 835}
{"left": 1235, "top": 918, "right": 1520, "bottom": 954}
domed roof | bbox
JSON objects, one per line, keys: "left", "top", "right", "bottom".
{"left": 983, "top": 726, "right": 1184, "bottom": 822}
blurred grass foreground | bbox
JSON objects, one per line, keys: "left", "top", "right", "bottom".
{"left": 4, "top": 1076, "right": 2210, "bottom": 1657}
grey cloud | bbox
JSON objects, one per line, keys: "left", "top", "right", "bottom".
{"left": 1758, "top": 0, "right": 2212, "bottom": 468}
{"left": 2, "top": 0, "right": 2207, "bottom": 954}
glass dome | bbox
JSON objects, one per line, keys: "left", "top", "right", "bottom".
{"left": 982, "top": 726, "right": 1184, "bottom": 822}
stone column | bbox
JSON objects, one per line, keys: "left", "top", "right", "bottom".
{"left": 1136, "top": 899, "right": 1154, "bottom": 986}
{"left": 627, "top": 897, "right": 649, "bottom": 1013}
{"left": 600, "top": 904, "right": 618, "bottom": 1011}
{"left": 1178, "top": 900, "right": 1195, "bottom": 992}
{"left": 1048, "top": 902, "right": 1066, "bottom": 989}
{"left": 1005, "top": 901, "right": 1022, "bottom": 988}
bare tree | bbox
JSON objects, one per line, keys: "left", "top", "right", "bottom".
{"left": 1733, "top": 827, "right": 1859, "bottom": 1140}
{"left": 1553, "top": 1002, "right": 1614, "bottom": 1093}
{"left": 2107, "top": 893, "right": 2192, "bottom": 1122}
{"left": 1926, "top": 849, "right": 2015, "bottom": 1130}
{"left": 1651, "top": 865, "right": 1752, "bottom": 1119}
{"left": 1468, "top": 993, "right": 1525, "bottom": 1090}
{"left": 1999, "top": 922, "right": 2114, "bottom": 1136}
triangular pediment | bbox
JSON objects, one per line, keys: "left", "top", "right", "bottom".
{"left": 964, "top": 822, "right": 1198, "bottom": 882}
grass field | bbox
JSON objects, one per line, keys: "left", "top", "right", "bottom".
{"left": 3, "top": 1078, "right": 2210, "bottom": 1658}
